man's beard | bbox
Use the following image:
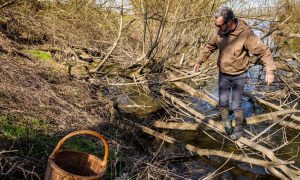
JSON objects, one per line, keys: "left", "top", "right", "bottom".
{"left": 218, "top": 22, "right": 231, "bottom": 36}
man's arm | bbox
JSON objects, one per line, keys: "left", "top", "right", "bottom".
{"left": 244, "top": 30, "right": 276, "bottom": 84}
{"left": 194, "top": 33, "right": 218, "bottom": 72}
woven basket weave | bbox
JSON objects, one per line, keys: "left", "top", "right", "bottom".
{"left": 44, "top": 130, "right": 109, "bottom": 180}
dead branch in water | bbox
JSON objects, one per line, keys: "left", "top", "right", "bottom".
{"left": 245, "top": 93, "right": 300, "bottom": 122}
{"left": 116, "top": 117, "right": 292, "bottom": 179}
{"left": 159, "top": 88, "right": 299, "bottom": 179}
{"left": 153, "top": 108, "right": 300, "bottom": 130}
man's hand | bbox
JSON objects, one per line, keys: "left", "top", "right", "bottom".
{"left": 266, "top": 73, "right": 274, "bottom": 85}
{"left": 194, "top": 62, "right": 203, "bottom": 72}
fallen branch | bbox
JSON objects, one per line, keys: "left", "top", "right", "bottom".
{"left": 0, "top": 150, "right": 18, "bottom": 155}
{"left": 118, "top": 118, "right": 291, "bottom": 179}
{"left": 246, "top": 109, "right": 300, "bottom": 124}
{"left": 167, "top": 72, "right": 218, "bottom": 107}
{"left": 166, "top": 65, "right": 217, "bottom": 82}
{"left": 169, "top": 73, "right": 300, "bottom": 130}
{"left": 154, "top": 121, "right": 200, "bottom": 130}
{"left": 239, "top": 137, "right": 299, "bottom": 179}
{"left": 153, "top": 108, "right": 300, "bottom": 130}
{"left": 91, "top": 1, "right": 124, "bottom": 72}
{"left": 245, "top": 93, "right": 300, "bottom": 122}
{"left": 159, "top": 88, "right": 299, "bottom": 179}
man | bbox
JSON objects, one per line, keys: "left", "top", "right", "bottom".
{"left": 194, "top": 7, "right": 276, "bottom": 140}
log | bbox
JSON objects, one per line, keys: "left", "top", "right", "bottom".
{"left": 245, "top": 93, "right": 300, "bottom": 122}
{"left": 169, "top": 74, "right": 300, "bottom": 129}
{"left": 159, "top": 89, "right": 299, "bottom": 179}
{"left": 117, "top": 118, "right": 289, "bottom": 179}
{"left": 246, "top": 109, "right": 300, "bottom": 124}
{"left": 276, "top": 120, "right": 300, "bottom": 131}
{"left": 154, "top": 121, "right": 200, "bottom": 130}
{"left": 167, "top": 72, "right": 218, "bottom": 107}
{"left": 154, "top": 109, "right": 300, "bottom": 131}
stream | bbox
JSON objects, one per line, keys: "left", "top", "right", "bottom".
{"left": 114, "top": 64, "right": 300, "bottom": 179}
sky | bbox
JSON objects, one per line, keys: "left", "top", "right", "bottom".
{"left": 224, "top": 0, "right": 277, "bottom": 9}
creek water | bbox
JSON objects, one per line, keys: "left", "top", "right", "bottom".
{"left": 115, "top": 64, "right": 300, "bottom": 179}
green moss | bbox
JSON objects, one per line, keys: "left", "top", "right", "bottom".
{"left": 0, "top": 115, "right": 48, "bottom": 139}
{"left": 31, "top": 117, "right": 48, "bottom": 131}
{"left": 2, "top": 124, "right": 31, "bottom": 138}
{"left": 63, "top": 137, "right": 99, "bottom": 154}
{"left": 21, "top": 49, "right": 52, "bottom": 62}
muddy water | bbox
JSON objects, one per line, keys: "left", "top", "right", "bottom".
{"left": 116, "top": 65, "right": 300, "bottom": 179}
{"left": 172, "top": 66, "right": 300, "bottom": 179}
{"left": 163, "top": 78, "right": 275, "bottom": 179}
{"left": 117, "top": 87, "right": 162, "bottom": 118}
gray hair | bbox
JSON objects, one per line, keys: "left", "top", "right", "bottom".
{"left": 214, "top": 7, "right": 235, "bottom": 23}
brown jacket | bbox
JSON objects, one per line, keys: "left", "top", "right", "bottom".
{"left": 197, "top": 19, "right": 276, "bottom": 75}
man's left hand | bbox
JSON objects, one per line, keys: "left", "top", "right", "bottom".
{"left": 266, "top": 73, "right": 274, "bottom": 85}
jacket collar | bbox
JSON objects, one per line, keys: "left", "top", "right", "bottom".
{"left": 229, "top": 19, "right": 249, "bottom": 36}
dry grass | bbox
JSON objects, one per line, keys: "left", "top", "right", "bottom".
{"left": 0, "top": 0, "right": 299, "bottom": 179}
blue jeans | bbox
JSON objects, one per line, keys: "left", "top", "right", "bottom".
{"left": 218, "top": 71, "right": 247, "bottom": 111}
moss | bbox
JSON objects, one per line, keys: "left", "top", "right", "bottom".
{"left": 63, "top": 137, "right": 100, "bottom": 154}
{"left": 0, "top": 115, "right": 48, "bottom": 139}
{"left": 2, "top": 124, "right": 31, "bottom": 139}
{"left": 21, "top": 49, "right": 52, "bottom": 62}
{"left": 31, "top": 117, "right": 48, "bottom": 131}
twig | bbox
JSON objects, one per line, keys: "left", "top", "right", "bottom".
{"left": 202, "top": 152, "right": 233, "bottom": 180}
{"left": 119, "top": 118, "right": 284, "bottom": 168}
{"left": 92, "top": 0, "right": 124, "bottom": 72}
{"left": 159, "top": 88, "right": 299, "bottom": 179}
{"left": 250, "top": 114, "right": 290, "bottom": 142}
{"left": 245, "top": 93, "right": 300, "bottom": 122}
{"left": 0, "top": 0, "right": 16, "bottom": 9}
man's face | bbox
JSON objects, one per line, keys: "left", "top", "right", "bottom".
{"left": 215, "top": 16, "right": 230, "bottom": 35}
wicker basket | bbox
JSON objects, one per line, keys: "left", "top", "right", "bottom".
{"left": 44, "top": 130, "right": 109, "bottom": 180}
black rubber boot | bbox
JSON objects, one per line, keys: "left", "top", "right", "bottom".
{"left": 230, "top": 110, "right": 244, "bottom": 140}
{"left": 219, "top": 107, "right": 233, "bottom": 135}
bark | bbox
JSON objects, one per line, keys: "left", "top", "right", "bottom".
{"left": 153, "top": 108, "right": 300, "bottom": 130}
{"left": 116, "top": 118, "right": 290, "bottom": 180}
{"left": 159, "top": 88, "right": 299, "bottom": 179}
{"left": 167, "top": 72, "right": 218, "bottom": 107}
{"left": 245, "top": 93, "right": 300, "bottom": 122}
{"left": 91, "top": 2, "right": 125, "bottom": 72}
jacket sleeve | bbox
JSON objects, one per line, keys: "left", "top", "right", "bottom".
{"left": 196, "top": 32, "right": 218, "bottom": 64}
{"left": 244, "top": 30, "right": 276, "bottom": 75}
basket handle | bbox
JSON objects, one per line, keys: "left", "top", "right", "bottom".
{"left": 50, "top": 130, "right": 109, "bottom": 167}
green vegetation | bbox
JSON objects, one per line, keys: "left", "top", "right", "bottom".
{"left": 0, "top": 114, "right": 54, "bottom": 162}
{"left": 21, "top": 50, "right": 52, "bottom": 62}
{"left": 0, "top": 114, "right": 125, "bottom": 179}
{"left": 0, "top": 115, "right": 47, "bottom": 139}
{"left": 63, "top": 137, "right": 103, "bottom": 155}
{"left": 62, "top": 136, "right": 126, "bottom": 179}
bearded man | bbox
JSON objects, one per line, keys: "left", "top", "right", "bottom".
{"left": 194, "top": 7, "right": 276, "bottom": 140}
